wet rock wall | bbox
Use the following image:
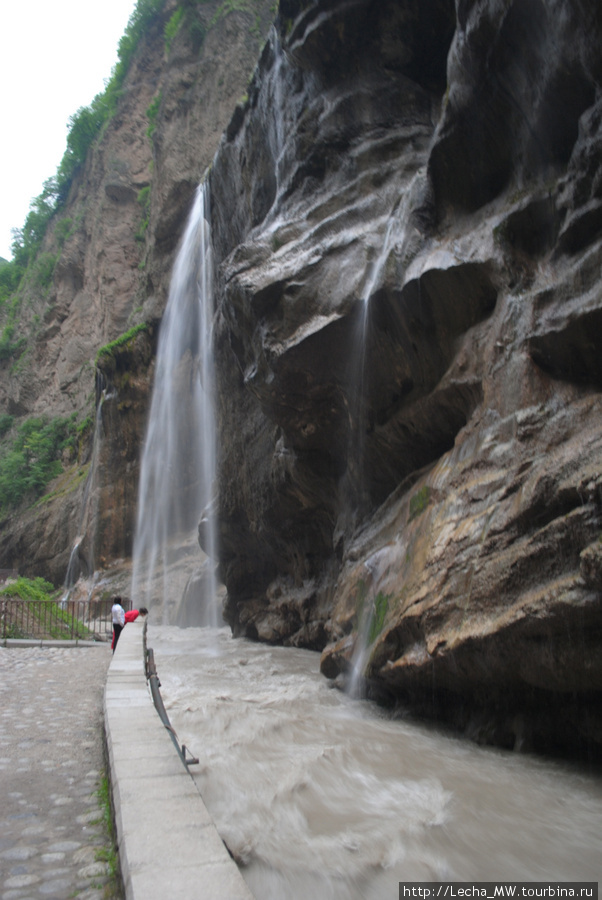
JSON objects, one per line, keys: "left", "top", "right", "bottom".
{"left": 208, "top": 0, "right": 602, "bottom": 755}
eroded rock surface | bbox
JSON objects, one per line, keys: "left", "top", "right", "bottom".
{"left": 208, "top": 0, "right": 602, "bottom": 755}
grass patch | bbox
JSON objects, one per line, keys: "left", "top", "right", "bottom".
{"left": 30, "top": 252, "right": 58, "bottom": 292}
{"left": 54, "top": 217, "right": 74, "bottom": 247}
{"left": 367, "top": 592, "right": 389, "bottom": 645}
{"left": 164, "top": 7, "right": 184, "bottom": 54}
{"left": 0, "top": 575, "right": 56, "bottom": 602}
{"left": 34, "top": 464, "right": 90, "bottom": 507}
{"left": 145, "top": 94, "right": 162, "bottom": 140}
{"left": 409, "top": 485, "right": 431, "bottom": 522}
{"left": 95, "top": 322, "right": 148, "bottom": 364}
{"left": 93, "top": 773, "right": 122, "bottom": 897}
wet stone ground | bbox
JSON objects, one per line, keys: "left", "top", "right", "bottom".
{"left": 0, "top": 644, "right": 118, "bottom": 900}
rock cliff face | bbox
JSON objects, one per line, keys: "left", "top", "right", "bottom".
{"left": 208, "top": 0, "right": 602, "bottom": 755}
{"left": 0, "top": 0, "right": 275, "bottom": 586}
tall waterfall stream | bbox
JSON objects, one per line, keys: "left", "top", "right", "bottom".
{"left": 151, "top": 625, "right": 602, "bottom": 897}
{"left": 131, "top": 183, "right": 218, "bottom": 625}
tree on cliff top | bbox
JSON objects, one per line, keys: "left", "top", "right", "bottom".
{"left": 8, "top": 0, "right": 165, "bottom": 276}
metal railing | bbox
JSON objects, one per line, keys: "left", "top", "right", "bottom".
{"left": 0, "top": 598, "right": 126, "bottom": 642}
{"left": 146, "top": 646, "right": 199, "bottom": 769}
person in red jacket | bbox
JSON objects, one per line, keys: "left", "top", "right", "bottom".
{"left": 125, "top": 607, "right": 148, "bottom": 624}
{"left": 111, "top": 606, "right": 148, "bottom": 649}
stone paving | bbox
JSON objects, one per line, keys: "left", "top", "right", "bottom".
{"left": 0, "top": 643, "right": 118, "bottom": 900}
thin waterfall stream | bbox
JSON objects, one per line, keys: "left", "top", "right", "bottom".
{"left": 60, "top": 377, "right": 116, "bottom": 605}
{"left": 346, "top": 174, "right": 423, "bottom": 697}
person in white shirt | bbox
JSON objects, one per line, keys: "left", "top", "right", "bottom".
{"left": 111, "top": 597, "right": 126, "bottom": 652}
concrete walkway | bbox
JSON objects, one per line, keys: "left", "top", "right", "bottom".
{"left": 105, "top": 620, "right": 253, "bottom": 900}
{"left": 0, "top": 641, "right": 114, "bottom": 899}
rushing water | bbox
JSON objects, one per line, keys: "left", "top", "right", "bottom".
{"left": 151, "top": 625, "right": 602, "bottom": 898}
{"left": 131, "top": 183, "right": 219, "bottom": 625}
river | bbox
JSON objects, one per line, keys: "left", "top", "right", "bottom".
{"left": 149, "top": 625, "right": 601, "bottom": 898}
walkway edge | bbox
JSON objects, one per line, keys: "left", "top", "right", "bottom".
{"left": 104, "top": 620, "right": 254, "bottom": 900}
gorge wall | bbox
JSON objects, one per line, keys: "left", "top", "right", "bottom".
{"left": 1, "top": 0, "right": 601, "bottom": 758}
{"left": 207, "top": 0, "right": 602, "bottom": 756}
{"left": 0, "top": 0, "right": 275, "bottom": 588}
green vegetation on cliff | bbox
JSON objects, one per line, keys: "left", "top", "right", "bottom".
{"left": 49, "top": 0, "right": 165, "bottom": 208}
{"left": 162, "top": 0, "right": 274, "bottom": 63}
{"left": 0, "top": 414, "right": 14, "bottom": 438}
{"left": 0, "top": 576, "right": 96, "bottom": 641}
{"left": 0, "top": 414, "right": 80, "bottom": 512}
{"left": 164, "top": 6, "right": 185, "bottom": 53}
{"left": 1, "top": 0, "right": 275, "bottom": 353}
{"left": 0, "top": 576, "right": 56, "bottom": 603}
{"left": 0, "top": 0, "right": 168, "bottom": 397}
{"left": 95, "top": 322, "right": 149, "bottom": 364}
{"left": 409, "top": 485, "right": 431, "bottom": 522}
{"left": 367, "top": 592, "right": 389, "bottom": 645}
{"left": 3, "top": 0, "right": 167, "bottom": 296}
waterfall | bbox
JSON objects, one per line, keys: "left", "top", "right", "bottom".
{"left": 60, "top": 382, "right": 114, "bottom": 605}
{"left": 345, "top": 176, "right": 421, "bottom": 696}
{"left": 131, "top": 182, "right": 219, "bottom": 627}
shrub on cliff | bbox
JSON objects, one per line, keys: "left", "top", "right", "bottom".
{"left": 0, "top": 258, "right": 22, "bottom": 303}
{"left": 0, "top": 414, "right": 14, "bottom": 438}
{"left": 95, "top": 322, "right": 149, "bottom": 365}
{"left": 0, "top": 576, "right": 56, "bottom": 603}
{"left": 56, "top": 0, "right": 166, "bottom": 205}
{"left": 0, "top": 415, "right": 79, "bottom": 512}
{"left": 8, "top": 0, "right": 166, "bottom": 276}
{"left": 0, "top": 576, "right": 97, "bottom": 641}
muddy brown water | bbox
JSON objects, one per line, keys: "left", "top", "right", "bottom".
{"left": 150, "top": 625, "right": 602, "bottom": 899}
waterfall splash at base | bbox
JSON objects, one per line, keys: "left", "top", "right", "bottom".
{"left": 131, "top": 182, "right": 220, "bottom": 627}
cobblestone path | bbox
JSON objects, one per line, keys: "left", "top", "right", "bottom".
{"left": 0, "top": 644, "right": 117, "bottom": 900}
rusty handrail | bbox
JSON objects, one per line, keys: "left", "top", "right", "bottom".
{"left": 146, "top": 646, "right": 199, "bottom": 769}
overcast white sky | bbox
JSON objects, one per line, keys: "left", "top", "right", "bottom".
{"left": 0, "top": 0, "right": 138, "bottom": 260}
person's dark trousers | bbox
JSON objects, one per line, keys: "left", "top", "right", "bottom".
{"left": 113, "top": 623, "right": 123, "bottom": 652}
